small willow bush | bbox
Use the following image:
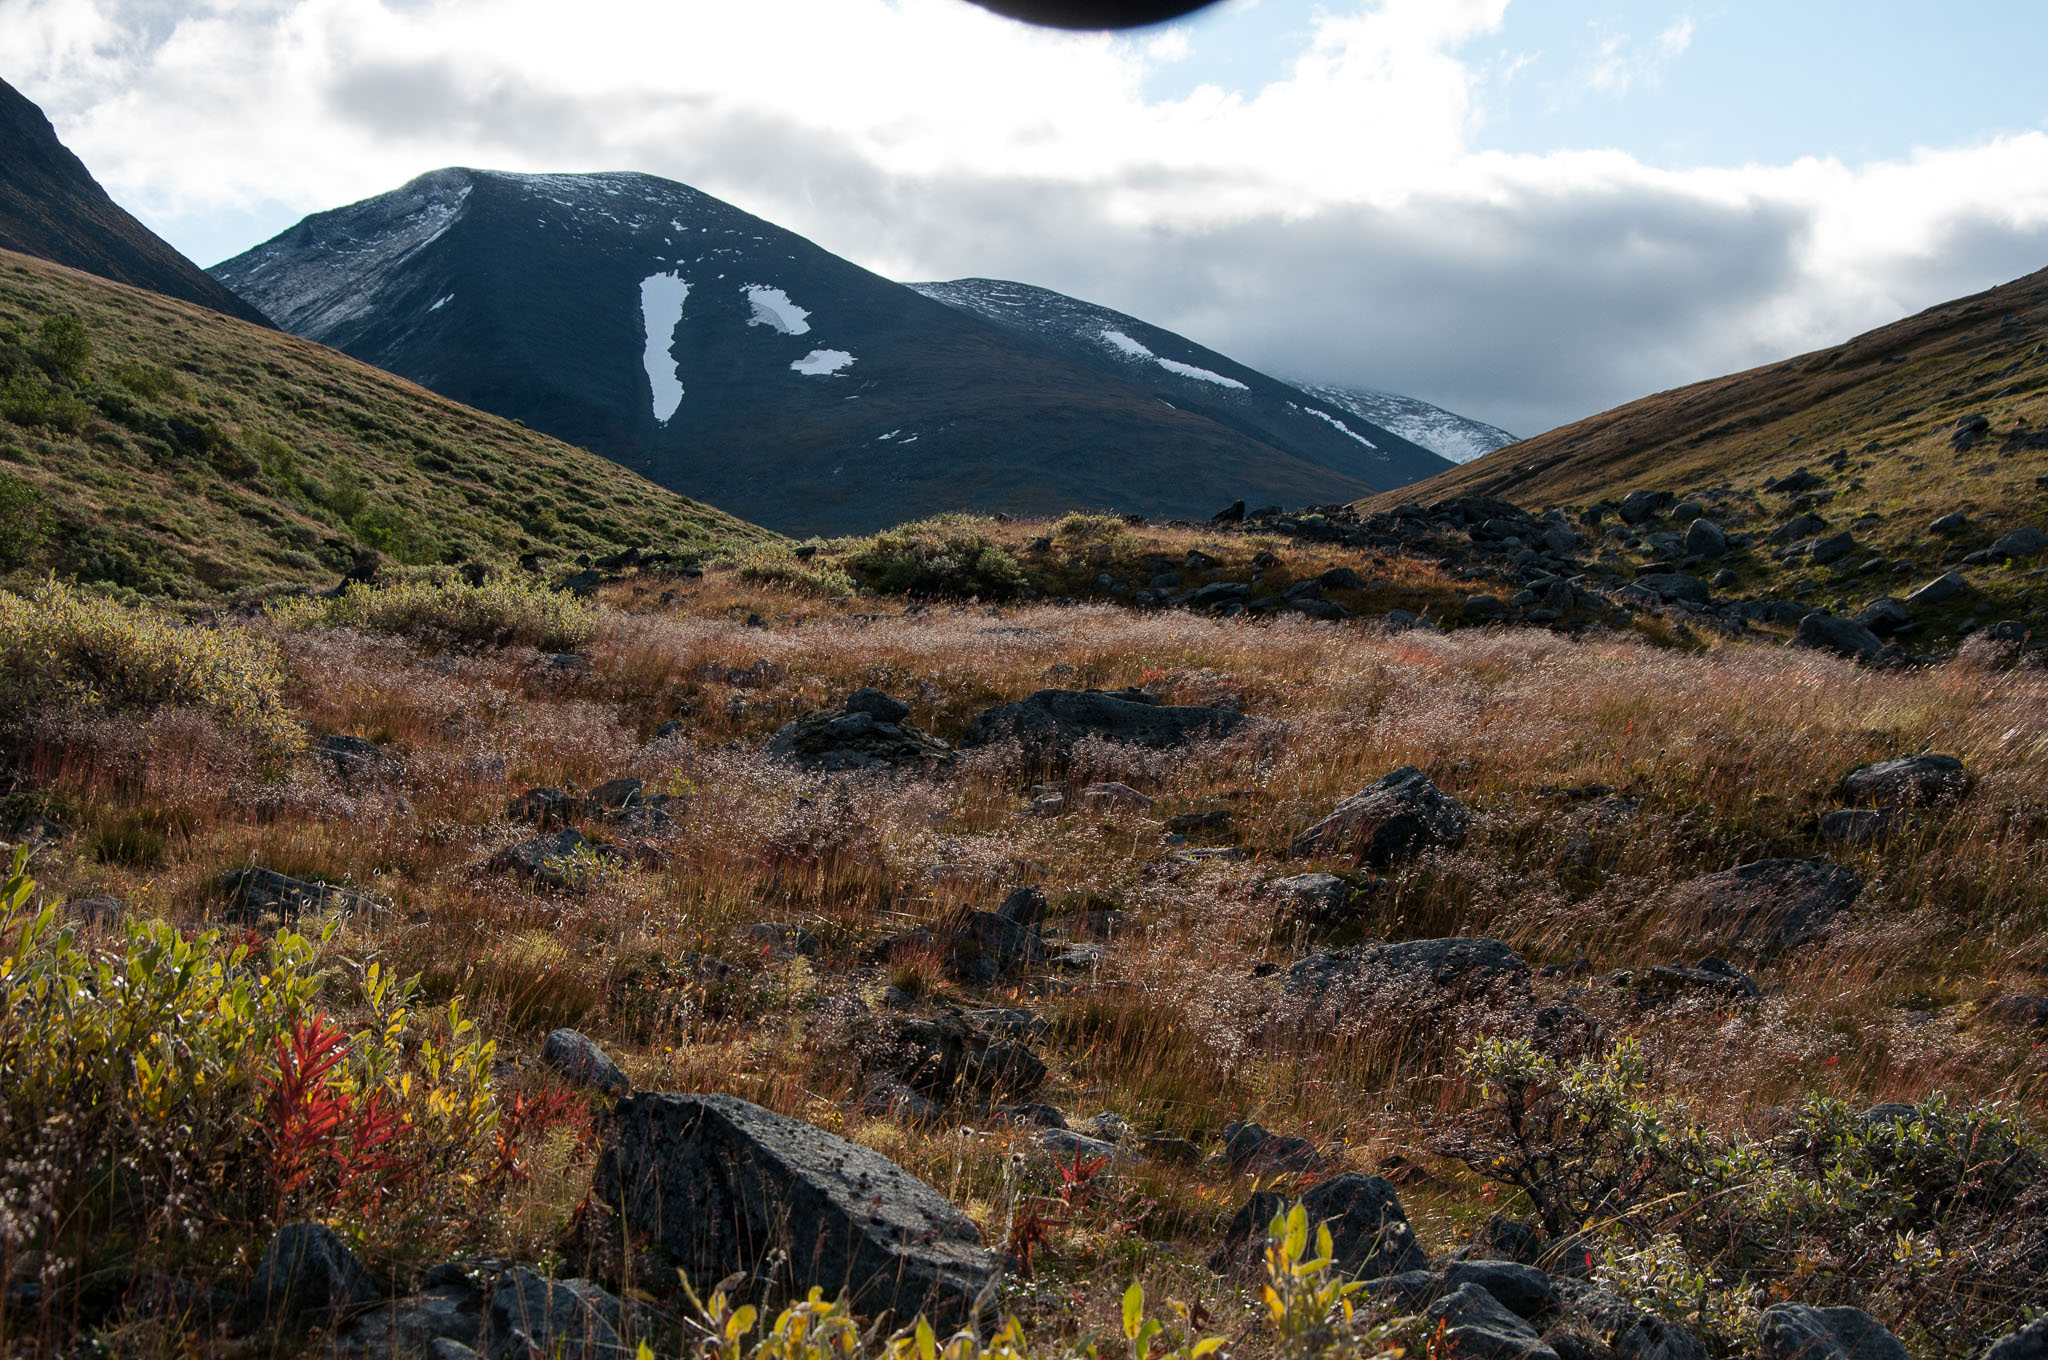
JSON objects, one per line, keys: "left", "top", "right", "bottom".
{"left": 275, "top": 575, "right": 601, "bottom": 651}
{"left": 837, "top": 517, "right": 1025, "bottom": 600}
{"left": 730, "top": 541, "right": 857, "bottom": 597}
{"left": 0, "top": 579, "right": 301, "bottom": 762}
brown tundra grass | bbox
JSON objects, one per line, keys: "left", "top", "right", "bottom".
{"left": 7, "top": 554, "right": 2047, "bottom": 1356}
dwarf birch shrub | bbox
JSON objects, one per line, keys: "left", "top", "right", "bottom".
{"left": 276, "top": 575, "right": 601, "bottom": 651}
{"left": 0, "top": 578, "right": 301, "bottom": 763}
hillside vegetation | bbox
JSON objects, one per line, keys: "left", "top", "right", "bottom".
{"left": 0, "top": 248, "right": 768, "bottom": 600}
{"left": 1368, "top": 267, "right": 2048, "bottom": 638}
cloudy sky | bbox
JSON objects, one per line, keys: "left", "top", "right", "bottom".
{"left": 6, "top": 0, "right": 2048, "bottom": 436}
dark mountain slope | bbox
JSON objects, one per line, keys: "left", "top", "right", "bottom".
{"left": 906, "top": 278, "right": 1451, "bottom": 488}
{"left": 0, "top": 76, "right": 273, "bottom": 327}
{"left": 212, "top": 170, "right": 1424, "bottom": 536}
{"left": 0, "top": 247, "right": 765, "bottom": 599}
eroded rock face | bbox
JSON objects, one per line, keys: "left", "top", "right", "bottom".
{"left": 1209, "top": 1174, "right": 1427, "bottom": 1280}
{"left": 767, "top": 689, "right": 953, "bottom": 773}
{"left": 595, "top": 1093, "right": 993, "bottom": 1328}
{"left": 1290, "top": 767, "right": 1470, "bottom": 865}
{"left": 959, "top": 688, "right": 1248, "bottom": 762}
{"left": 1660, "top": 859, "right": 1862, "bottom": 961}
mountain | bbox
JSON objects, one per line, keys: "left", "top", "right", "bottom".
{"left": 211, "top": 169, "right": 1449, "bottom": 537}
{"left": 1294, "top": 382, "right": 1515, "bottom": 466}
{"left": 0, "top": 77, "right": 273, "bottom": 328}
{"left": 0, "top": 246, "right": 765, "bottom": 599}
{"left": 905, "top": 278, "right": 1452, "bottom": 489}
{"left": 1363, "top": 266, "right": 2048, "bottom": 639}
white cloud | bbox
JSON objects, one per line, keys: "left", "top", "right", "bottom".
{"left": 2, "top": 0, "right": 2045, "bottom": 435}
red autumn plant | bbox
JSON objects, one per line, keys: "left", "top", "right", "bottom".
{"left": 261, "top": 1014, "right": 410, "bottom": 1216}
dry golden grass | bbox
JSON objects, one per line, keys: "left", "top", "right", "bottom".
{"left": 7, "top": 570, "right": 2047, "bottom": 1353}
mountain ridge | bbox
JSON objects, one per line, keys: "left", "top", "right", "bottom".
{"left": 0, "top": 76, "right": 274, "bottom": 328}
{"left": 211, "top": 168, "right": 1450, "bottom": 536}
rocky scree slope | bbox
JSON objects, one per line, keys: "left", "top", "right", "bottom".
{"left": 0, "top": 248, "right": 766, "bottom": 598}
{"left": 211, "top": 169, "right": 1440, "bottom": 536}
{"left": 0, "top": 77, "right": 273, "bottom": 328}
{"left": 906, "top": 277, "right": 1453, "bottom": 487}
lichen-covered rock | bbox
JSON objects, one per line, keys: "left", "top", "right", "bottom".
{"left": 1841, "top": 754, "right": 1970, "bottom": 807}
{"left": 1290, "top": 767, "right": 1469, "bottom": 864}
{"left": 541, "top": 1029, "right": 629, "bottom": 1097}
{"left": 595, "top": 1093, "right": 994, "bottom": 1328}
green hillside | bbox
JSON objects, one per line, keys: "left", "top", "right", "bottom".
{"left": 0, "top": 247, "right": 769, "bottom": 600}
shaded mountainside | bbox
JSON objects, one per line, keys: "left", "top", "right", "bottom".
{"left": 905, "top": 277, "right": 1452, "bottom": 488}
{"left": 0, "top": 247, "right": 767, "bottom": 599}
{"left": 211, "top": 169, "right": 1437, "bottom": 537}
{"left": 1361, "top": 266, "right": 2048, "bottom": 644}
{"left": 0, "top": 76, "right": 273, "bottom": 328}
{"left": 1296, "top": 381, "right": 1516, "bottom": 466}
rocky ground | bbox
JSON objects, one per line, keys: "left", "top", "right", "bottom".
{"left": 3, "top": 542, "right": 2047, "bottom": 1359}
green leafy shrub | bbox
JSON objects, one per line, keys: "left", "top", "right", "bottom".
{"left": 0, "top": 470, "right": 48, "bottom": 570}
{"left": 276, "top": 575, "right": 601, "bottom": 651}
{"left": 838, "top": 517, "right": 1025, "bottom": 599}
{"left": 33, "top": 313, "right": 92, "bottom": 385}
{"left": 731, "top": 540, "right": 856, "bottom": 596}
{"left": 0, "top": 851, "right": 547, "bottom": 1304}
{"left": 0, "top": 579, "right": 302, "bottom": 762}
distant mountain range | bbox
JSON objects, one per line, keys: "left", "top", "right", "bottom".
{"left": 0, "top": 76, "right": 273, "bottom": 328}
{"left": 211, "top": 168, "right": 1464, "bottom": 536}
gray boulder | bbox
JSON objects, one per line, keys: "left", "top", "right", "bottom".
{"left": 541, "top": 1029, "right": 629, "bottom": 1097}
{"left": 1757, "top": 1304, "right": 1907, "bottom": 1360}
{"left": 1984, "top": 1317, "right": 2048, "bottom": 1360}
{"left": 1634, "top": 573, "right": 1710, "bottom": 606}
{"left": 323, "top": 734, "right": 400, "bottom": 787}
{"left": 1290, "top": 766, "right": 1470, "bottom": 864}
{"left": 1554, "top": 1280, "right": 1707, "bottom": 1360}
{"left": 1793, "top": 612, "right": 1885, "bottom": 662}
{"left": 1662, "top": 859, "right": 1861, "bottom": 961}
{"left": 491, "top": 829, "right": 597, "bottom": 889}
{"left": 1619, "top": 490, "right": 1673, "bottom": 524}
{"left": 1842, "top": 753, "right": 1970, "bottom": 807}
{"left": 220, "top": 867, "right": 378, "bottom": 924}
{"left": 328, "top": 1272, "right": 488, "bottom": 1360}
{"left": 1682, "top": 519, "right": 1726, "bottom": 558}
{"left": 1441, "top": 1260, "right": 1556, "bottom": 1320}
{"left": 488, "top": 1268, "right": 626, "bottom": 1360}
{"left": 1930, "top": 511, "right": 1970, "bottom": 535}
{"left": 595, "top": 1093, "right": 993, "bottom": 1327}
{"left": 1985, "top": 995, "right": 2048, "bottom": 1028}
{"left": 1424, "top": 1283, "right": 1558, "bottom": 1360}
{"left": 1853, "top": 598, "right": 1912, "bottom": 637}
{"left": 1818, "top": 808, "right": 1898, "bottom": 847}
{"left": 768, "top": 689, "right": 953, "bottom": 773}
{"left": 245, "top": 1221, "right": 379, "bottom": 1323}
{"left": 1990, "top": 526, "right": 2047, "bottom": 558}
{"left": 1905, "top": 571, "right": 1968, "bottom": 607}
{"left": 1221, "top": 1120, "right": 1325, "bottom": 1175}
{"left": 960, "top": 688, "right": 1248, "bottom": 764}
{"left": 1810, "top": 532, "right": 1857, "bottom": 566}
{"left": 1285, "top": 938, "right": 1529, "bottom": 1017}
{"left": 1209, "top": 1173, "right": 1428, "bottom": 1279}
{"left": 1268, "top": 872, "right": 1358, "bottom": 930}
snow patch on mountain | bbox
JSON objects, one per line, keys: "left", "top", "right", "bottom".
{"left": 791, "top": 349, "right": 854, "bottom": 375}
{"left": 1099, "top": 328, "right": 1247, "bottom": 390}
{"left": 640, "top": 272, "right": 690, "bottom": 423}
{"left": 1293, "top": 403, "right": 1376, "bottom": 449}
{"left": 1300, "top": 383, "right": 1517, "bottom": 465}
{"left": 744, "top": 285, "right": 811, "bottom": 335}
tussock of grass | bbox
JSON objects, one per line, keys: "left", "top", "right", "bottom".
{"left": 0, "top": 578, "right": 301, "bottom": 762}
{"left": 274, "top": 575, "right": 601, "bottom": 652}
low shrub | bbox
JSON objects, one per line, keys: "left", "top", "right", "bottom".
{"left": 0, "top": 579, "right": 302, "bottom": 763}
{"left": 0, "top": 850, "right": 565, "bottom": 1318}
{"left": 731, "top": 540, "right": 857, "bottom": 596}
{"left": 837, "top": 516, "right": 1025, "bottom": 599}
{"left": 276, "top": 575, "right": 601, "bottom": 651}
{"left": 0, "top": 471, "right": 48, "bottom": 570}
